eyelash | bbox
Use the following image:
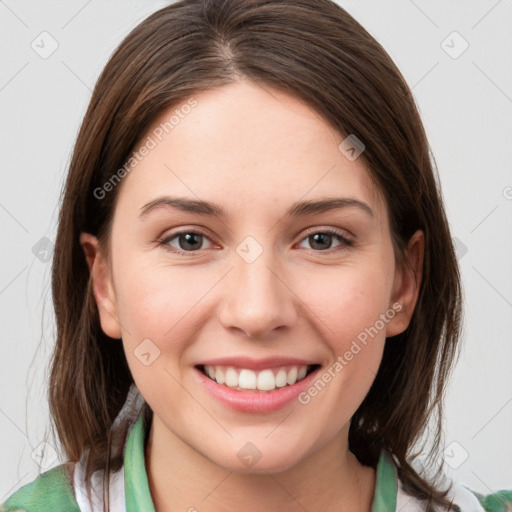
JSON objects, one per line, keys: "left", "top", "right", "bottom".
{"left": 157, "top": 227, "right": 354, "bottom": 256}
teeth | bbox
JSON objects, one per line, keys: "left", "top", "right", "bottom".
{"left": 275, "top": 369, "right": 287, "bottom": 387}
{"left": 239, "top": 369, "right": 257, "bottom": 389}
{"left": 225, "top": 367, "right": 238, "bottom": 387}
{"left": 286, "top": 367, "right": 298, "bottom": 385}
{"left": 202, "top": 364, "right": 312, "bottom": 391}
{"left": 257, "top": 369, "right": 275, "bottom": 391}
{"left": 216, "top": 367, "right": 226, "bottom": 385}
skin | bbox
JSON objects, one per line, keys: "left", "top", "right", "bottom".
{"left": 81, "top": 79, "right": 424, "bottom": 512}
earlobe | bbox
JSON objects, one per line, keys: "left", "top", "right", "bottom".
{"left": 79, "top": 232, "right": 122, "bottom": 339}
{"left": 385, "top": 230, "right": 424, "bottom": 337}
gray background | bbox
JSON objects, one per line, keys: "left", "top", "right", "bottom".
{"left": 1, "top": 0, "right": 511, "bottom": 502}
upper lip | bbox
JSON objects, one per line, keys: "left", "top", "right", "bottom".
{"left": 195, "top": 356, "right": 320, "bottom": 371}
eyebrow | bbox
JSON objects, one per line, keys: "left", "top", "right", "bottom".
{"left": 138, "top": 196, "right": 374, "bottom": 220}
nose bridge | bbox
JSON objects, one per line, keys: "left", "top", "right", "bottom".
{"left": 218, "top": 237, "right": 296, "bottom": 338}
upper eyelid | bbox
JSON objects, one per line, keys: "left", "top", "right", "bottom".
{"left": 160, "top": 225, "right": 352, "bottom": 239}
{"left": 160, "top": 227, "right": 215, "bottom": 243}
{"left": 301, "top": 225, "right": 353, "bottom": 239}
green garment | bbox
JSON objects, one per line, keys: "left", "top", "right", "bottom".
{"left": 2, "top": 410, "right": 511, "bottom": 511}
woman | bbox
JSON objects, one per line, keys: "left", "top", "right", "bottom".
{"left": 2, "top": 0, "right": 511, "bottom": 511}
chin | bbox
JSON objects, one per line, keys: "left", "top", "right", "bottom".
{"left": 206, "top": 442, "right": 310, "bottom": 475}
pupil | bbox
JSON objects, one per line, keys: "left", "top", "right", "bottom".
{"left": 180, "top": 233, "right": 201, "bottom": 250}
{"left": 310, "top": 233, "right": 331, "bottom": 250}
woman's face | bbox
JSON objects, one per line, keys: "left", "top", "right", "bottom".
{"left": 82, "top": 79, "right": 422, "bottom": 473}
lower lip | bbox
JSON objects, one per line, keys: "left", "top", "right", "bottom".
{"left": 194, "top": 366, "right": 321, "bottom": 413}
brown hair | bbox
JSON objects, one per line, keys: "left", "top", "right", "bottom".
{"left": 49, "top": 0, "right": 463, "bottom": 510}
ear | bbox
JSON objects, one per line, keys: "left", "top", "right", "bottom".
{"left": 385, "top": 229, "right": 424, "bottom": 337}
{"left": 80, "top": 232, "right": 122, "bottom": 339}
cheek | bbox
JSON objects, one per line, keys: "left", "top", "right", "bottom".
{"left": 296, "top": 262, "right": 392, "bottom": 403}
{"left": 113, "top": 256, "right": 216, "bottom": 351}
{"left": 296, "top": 272, "right": 390, "bottom": 428}
{"left": 300, "top": 262, "right": 393, "bottom": 343}
{"left": 113, "top": 259, "right": 210, "bottom": 409}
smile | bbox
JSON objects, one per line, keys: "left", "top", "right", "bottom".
{"left": 193, "top": 356, "right": 323, "bottom": 413}
{"left": 198, "top": 364, "right": 319, "bottom": 392}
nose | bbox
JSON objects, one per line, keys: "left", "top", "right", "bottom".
{"left": 217, "top": 249, "right": 298, "bottom": 340}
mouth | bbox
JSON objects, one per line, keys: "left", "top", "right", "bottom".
{"left": 193, "top": 356, "right": 323, "bottom": 413}
{"left": 196, "top": 363, "right": 321, "bottom": 392}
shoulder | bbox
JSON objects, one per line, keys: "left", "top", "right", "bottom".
{"left": 466, "top": 486, "right": 512, "bottom": 512}
{"left": 397, "top": 475, "right": 512, "bottom": 512}
{"left": 443, "top": 481, "right": 512, "bottom": 512}
{"left": 0, "top": 463, "right": 80, "bottom": 512}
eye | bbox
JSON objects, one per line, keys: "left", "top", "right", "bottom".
{"left": 159, "top": 229, "right": 214, "bottom": 255}
{"left": 158, "top": 227, "right": 354, "bottom": 256}
{"left": 297, "top": 228, "right": 354, "bottom": 252}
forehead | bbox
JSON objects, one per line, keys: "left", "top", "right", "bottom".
{"left": 114, "top": 79, "right": 385, "bottom": 223}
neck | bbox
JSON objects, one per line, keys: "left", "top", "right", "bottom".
{"left": 144, "top": 415, "right": 376, "bottom": 512}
